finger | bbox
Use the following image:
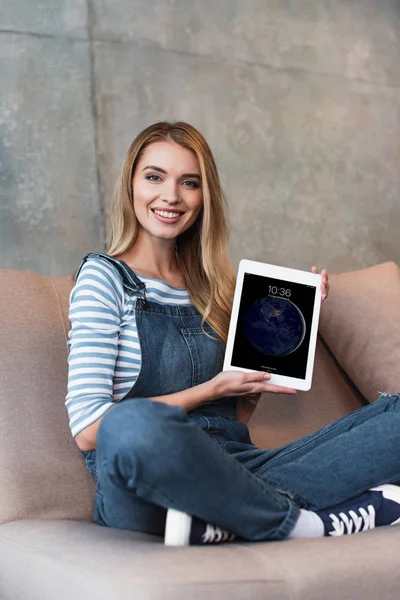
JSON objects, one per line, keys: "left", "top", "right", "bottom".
{"left": 265, "top": 385, "right": 297, "bottom": 395}
{"left": 321, "top": 277, "right": 330, "bottom": 299}
{"left": 248, "top": 371, "right": 271, "bottom": 381}
{"left": 320, "top": 270, "right": 329, "bottom": 288}
{"left": 311, "top": 266, "right": 318, "bottom": 274}
{"left": 250, "top": 382, "right": 297, "bottom": 395}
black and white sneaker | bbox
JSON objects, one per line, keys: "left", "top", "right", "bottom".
{"left": 316, "top": 484, "right": 400, "bottom": 536}
{"left": 164, "top": 509, "right": 236, "bottom": 546}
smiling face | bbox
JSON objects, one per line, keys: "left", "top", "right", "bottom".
{"left": 132, "top": 141, "right": 203, "bottom": 244}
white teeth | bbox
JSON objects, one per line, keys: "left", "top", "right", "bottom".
{"left": 153, "top": 210, "right": 181, "bottom": 219}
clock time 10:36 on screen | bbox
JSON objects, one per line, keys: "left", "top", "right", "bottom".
{"left": 268, "top": 285, "right": 291, "bottom": 298}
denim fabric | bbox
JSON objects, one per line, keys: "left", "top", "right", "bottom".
{"left": 77, "top": 253, "right": 400, "bottom": 541}
{"left": 80, "top": 251, "right": 237, "bottom": 484}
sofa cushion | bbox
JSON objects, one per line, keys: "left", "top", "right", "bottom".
{"left": 0, "top": 270, "right": 94, "bottom": 525}
{"left": 319, "top": 261, "right": 400, "bottom": 402}
{"left": 1, "top": 519, "right": 400, "bottom": 600}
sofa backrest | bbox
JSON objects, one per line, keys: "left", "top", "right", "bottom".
{"left": 0, "top": 270, "right": 94, "bottom": 525}
{"left": 0, "top": 262, "right": 399, "bottom": 524}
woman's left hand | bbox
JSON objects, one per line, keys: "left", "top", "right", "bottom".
{"left": 311, "top": 266, "right": 330, "bottom": 303}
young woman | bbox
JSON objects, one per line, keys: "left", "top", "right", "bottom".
{"left": 66, "top": 121, "right": 400, "bottom": 546}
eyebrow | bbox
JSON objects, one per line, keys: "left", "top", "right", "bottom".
{"left": 142, "top": 165, "right": 201, "bottom": 179}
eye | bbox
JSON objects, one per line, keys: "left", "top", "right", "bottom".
{"left": 145, "top": 174, "right": 162, "bottom": 182}
{"left": 182, "top": 180, "right": 200, "bottom": 189}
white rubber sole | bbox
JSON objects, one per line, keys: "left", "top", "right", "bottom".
{"left": 164, "top": 509, "right": 193, "bottom": 546}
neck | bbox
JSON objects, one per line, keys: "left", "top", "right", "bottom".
{"left": 121, "top": 229, "right": 180, "bottom": 280}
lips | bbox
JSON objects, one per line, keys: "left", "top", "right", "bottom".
{"left": 151, "top": 208, "right": 184, "bottom": 224}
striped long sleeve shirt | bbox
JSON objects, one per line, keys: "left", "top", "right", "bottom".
{"left": 65, "top": 256, "right": 192, "bottom": 438}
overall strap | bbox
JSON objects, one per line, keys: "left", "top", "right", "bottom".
{"left": 75, "top": 252, "right": 148, "bottom": 306}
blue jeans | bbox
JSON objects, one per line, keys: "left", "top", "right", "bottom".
{"left": 93, "top": 393, "right": 400, "bottom": 541}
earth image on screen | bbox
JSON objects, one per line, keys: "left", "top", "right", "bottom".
{"left": 244, "top": 296, "right": 306, "bottom": 356}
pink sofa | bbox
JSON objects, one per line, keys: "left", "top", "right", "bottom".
{"left": 0, "top": 261, "right": 399, "bottom": 600}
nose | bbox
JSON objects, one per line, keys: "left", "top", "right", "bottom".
{"left": 159, "top": 180, "right": 181, "bottom": 205}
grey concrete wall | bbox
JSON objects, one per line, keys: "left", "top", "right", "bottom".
{"left": 1, "top": 1, "right": 399, "bottom": 276}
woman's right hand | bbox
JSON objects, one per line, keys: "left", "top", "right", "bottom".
{"left": 211, "top": 370, "right": 297, "bottom": 398}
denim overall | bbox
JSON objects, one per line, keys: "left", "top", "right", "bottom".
{"left": 75, "top": 253, "right": 400, "bottom": 541}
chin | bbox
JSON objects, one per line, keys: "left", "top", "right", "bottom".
{"left": 151, "top": 222, "right": 192, "bottom": 239}
{"left": 148, "top": 227, "right": 182, "bottom": 241}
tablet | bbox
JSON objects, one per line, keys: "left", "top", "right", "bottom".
{"left": 223, "top": 259, "right": 322, "bottom": 391}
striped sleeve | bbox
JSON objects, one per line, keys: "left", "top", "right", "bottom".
{"left": 65, "top": 258, "right": 124, "bottom": 438}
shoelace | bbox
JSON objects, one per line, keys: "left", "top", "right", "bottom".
{"left": 201, "top": 524, "right": 236, "bottom": 544}
{"left": 327, "top": 505, "right": 376, "bottom": 536}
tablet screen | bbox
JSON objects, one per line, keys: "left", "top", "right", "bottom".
{"left": 231, "top": 273, "right": 316, "bottom": 379}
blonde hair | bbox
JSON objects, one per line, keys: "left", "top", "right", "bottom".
{"left": 107, "top": 121, "right": 235, "bottom": 342}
